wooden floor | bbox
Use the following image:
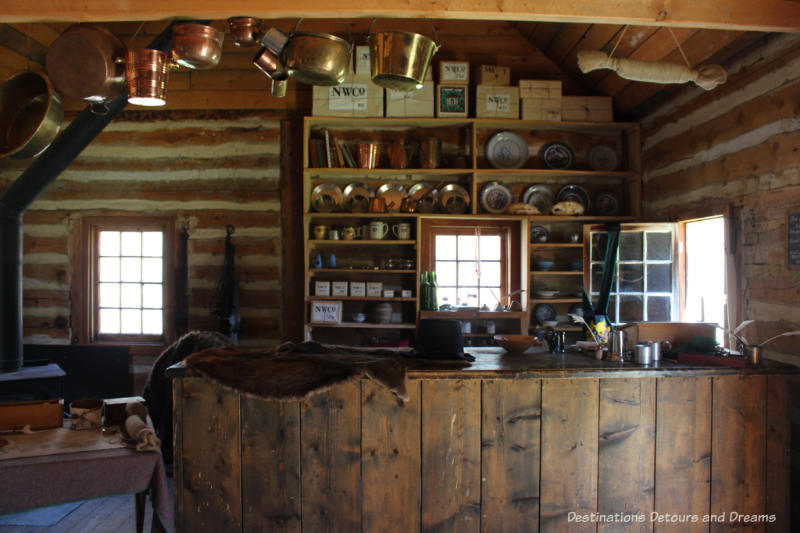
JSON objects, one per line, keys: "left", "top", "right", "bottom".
{"left": 0, "top": 478, "right": 173, "bottom": 533}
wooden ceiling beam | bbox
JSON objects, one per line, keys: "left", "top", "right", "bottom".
{"left": 1, "top": 0, "right": 799, "bottom": 32}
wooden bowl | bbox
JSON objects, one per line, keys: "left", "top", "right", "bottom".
{"left": 493, "top": 334, "right": 538, "bottom": 353}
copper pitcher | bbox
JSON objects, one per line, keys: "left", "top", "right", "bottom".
{"left": 399, "top": 196, "right": 416, "bottom": 213}
{"left": 369, "top": 197, "right": 395, "bottom": 213}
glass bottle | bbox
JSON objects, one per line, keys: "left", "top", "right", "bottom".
{"left": 420, "top": 271, "right": 431, "bottom": 310}
{"left": 430, "top": 271, "right": 439, "bottom": 311}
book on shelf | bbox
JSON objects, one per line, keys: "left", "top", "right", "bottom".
{"left": 337, "top": 139, "right": 356, "bottom": 168}
{"left": 323, "top": 129, "right": 333, "bottom": 168}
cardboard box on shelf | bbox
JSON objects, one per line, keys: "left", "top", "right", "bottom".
{"left": 312, "top": 72, "right": 384, "bottom": 118}
{"left": 475, "top": 65, "right": 510, "bottom": 86}
{"left": 561, "top": 95, "right": 613, "bottom": 122}
{"left": 367, "top": 282, "right": 383, "bottom": 297}
{"left": 476, "top": 85, "right": 520, "bottom": 119}
{"left": 436, "top": 84, "right": 468, "bottom": 118}
{"left": 519, "top": 80, "right": 562, "bottom": 99}
{"left": 385, "top": 83, "right": 435, "bottom": 117}
{"left": 314, "top": 281, "right": 331, "bottom": 297}
{"left": 521, "top": 97, "right": 562, "bottom": 121}
{"left": 439, "top": 61, "right": 469, "bottom": 85}
{"left": 332, "top": 281, "right": 348, "bottom": 297}
{"left": 350, "top": 282, "right": 366, "bottom": 297}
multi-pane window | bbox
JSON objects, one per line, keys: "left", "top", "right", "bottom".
{"left": 76, "top": 216, "right": 173, "bottom": 344}
{"left": 434, "top": 232, "right": 503, "bottom": 309}
{"left": 97, "top": 230, "right": 164, "bottom": 335}
{"left": 589, "top": 226, "right": 676, "bottom": 323}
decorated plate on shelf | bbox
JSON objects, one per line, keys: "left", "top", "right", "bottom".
{"left": 522, "top": 184, "right": 554, "bottom": 215}
{"left": 593, "top": 191, "right": 622, "bottom": 216}
{"left": 438, "top": 183, "right": 470, "bottom": 214}
{"left": 534, "top": 303, "right": 557, "bottom": 323}
{"left": 479, "top": 181, "right": 515, "bottom": 214}
{"left": 310, "top": 182, "right": 343, "bottom": 212}
{"left": 556, "top": 184, "right": 590, "bottom": 211}
{"left": 530, "top": 225, "right": 549, "bottom": 243}
{"left": 408, "top": 182, "right": 437, "bottom": 201}
{"left": 587, "top": 144, "right": 619, "bottom": 171}
{"left": 486, "top": 131, "right": 529, "bottom": 169}
{"left": 541, "top": 141, "right": 575, "bottom": 170}
{"left": 343, "top": 182, "right": 374, "bottom": 213}
{"left": 376, "top": 183, "right": 406, "bottom": 212}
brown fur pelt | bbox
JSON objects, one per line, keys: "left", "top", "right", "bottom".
{"left": 184, "top": 341, "right": 410, "bottom": 403}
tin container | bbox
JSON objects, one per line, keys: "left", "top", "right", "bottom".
{"left": 634, "top": 343, "right": 653, "bottom": 365}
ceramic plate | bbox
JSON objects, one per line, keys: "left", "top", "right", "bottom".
{"left": 376, "top": 183, "right": 406, "bottom": 212}
{"left": 534, "top": 303, "right": 557, "bottom": 322}
{"left": 408, "top": 182, "right": 437, "bottom": 201}
{"left": 556, "top": 184, "right": 590, "bottom": 211}
{"left": 438, "top": 183, "right": 470, "bottom": 214}
{"left": 479, "top": 181, "right": 514, "bottom": 214}
{"left": 541, "top": 141, "right": 574, "bottom": 170}
{"left": 310, "top": 182, "right": 343, "bottom": 212}
{"left": 343, "top": 182, "right": 374, "bottom": 213}
{"left": 534, "top": 290, "right": 559, "bottom": 299}
{"left": 522, "top": 185, "right": 554, "bottom": 215}
{"left": 486, "top": 131, "right": 529, "bottom": 169}
{"left": 587, "top": 144, "right": 619, "bottom": 171}
{"left": 593, "top": 191, "right": 622, "bottom": 216}
{"left": 530, "top": 225, "right": 549, "bottom": 243}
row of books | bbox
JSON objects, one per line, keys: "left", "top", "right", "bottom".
{"left": 308, "top": 129, "right": 359, "bottom": 168}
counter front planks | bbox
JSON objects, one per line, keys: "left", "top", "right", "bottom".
{"left": 170, "top": 348, "right": 796, "bottom": 533}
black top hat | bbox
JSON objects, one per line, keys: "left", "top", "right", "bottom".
{"left": 412, "top": 319, "right": 475, "bottom": 362}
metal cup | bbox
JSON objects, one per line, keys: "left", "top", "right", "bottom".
{"left": 634, "top": 343, "right": 653, "bottom": 365}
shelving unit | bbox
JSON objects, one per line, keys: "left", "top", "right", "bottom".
{"left": 302, "top": 116, "right": 640, "bottom": 346}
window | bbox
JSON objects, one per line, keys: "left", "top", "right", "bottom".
{"left": 589, "top": 225, "right": 677, "bottom": 323}
{"left": 421, "top": 220, "right": 520, "bottom": 310}
{"left": 75, "top": 217, "right": 174, "bottom": 344}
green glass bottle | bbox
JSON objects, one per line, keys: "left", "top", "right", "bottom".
{"left": 430, "top": 271, "right": 439, "bottom": 311}
{"left": 420, "top": 271, "right": 431, "bottom": 310}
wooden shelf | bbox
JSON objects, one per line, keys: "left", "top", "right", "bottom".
{"left": 309, "top": 239, "right": 416, "bottom": 246}
{"left": 474, "top": 169, "right": 636, "bottom": 179}
{"left": 419, "top": 310, "right": 526, "bottom": 320}
{"left": 530, "top": 243, "right": 583, "bottom": 248}
{"left": 308, "top": 296, "right": 416, "bottom": 302}
{"left": 530, "top": 298, "right": 582, "bottom": 304}
{"left": 306, "top": 168, "right": 471, "bottom": 176}
{"left": 308, "top": 322, "right": 416, "bottom": 329}
{"left": 530, "top": 270, "right": 584, "bottom": 275}
{"left": 310, "top": 268, "right": 415, "bottom": 274}
{"left": 306, "top": 212, "right": 418, "bottom": 219}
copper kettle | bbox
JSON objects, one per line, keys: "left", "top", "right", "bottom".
{"left": 369, "top": 197, "right": 394, "bottom": 213}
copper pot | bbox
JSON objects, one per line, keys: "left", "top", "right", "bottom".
{"left": 0, "top": 71, "right": 64, "bottom": 159}
{"left": 171, "top": 23, "right": 224, "bottom": 70}
{"left": 253, "top": 47, "right": 286, "bottom": 79}
{"left": 45, "top": 24, "right": 127, "bottom": 103}
{"left": 228, "top": 17, "right": 261, "bottom": 47}
{"left": 126, "top": 49, "right": 169, "bottom": 106}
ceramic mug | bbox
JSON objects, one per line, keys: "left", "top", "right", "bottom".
{"left": 392, "top": 222, "right": 411, "bottom": 240}
{"left": 342, "top": 226, "right": 360, "bottom": 240}
{"left": 369, "top": 221, "right": 389, "bottom": 240}
{"left": 312, "top": 224, "right": 327, "bottom": 240}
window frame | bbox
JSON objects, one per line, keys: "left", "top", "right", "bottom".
{"left": 74, "top": 216, "right": 175, "bottom": 346}
{"left": 420, "top": 219, "right": 521, "bottom": 310}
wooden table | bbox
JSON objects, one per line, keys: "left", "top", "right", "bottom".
{"left": 169, "top": 347, "right": 797, "bottom": 533}
{"left": 0, "top": 422, "right": 171, "bottom": 533}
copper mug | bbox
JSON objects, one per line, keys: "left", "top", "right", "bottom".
{"left": 420, "top": 138, "right": 441, "bottom": 169}
{"left": 369, "top": 197, "right": 395, "bottom": 213}
{"left": 389, "top": 140, "right": 418, "bottom": 169}
{"left": 358, "top": 143, "right": 381, "bottom": 169}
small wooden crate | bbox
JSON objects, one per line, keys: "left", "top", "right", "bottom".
{"left": 475, "top": 65, "right": 510, "bottom": 86}
{"left": 0, "top": 398, "right": 63, "bottom": 431}
{"left": 436, "top": 85, "right": 468, "bottom": 118}
{"left": 312, "top": 74, "right": 384, "bottom": 118}
{"left": 561, "top": 96, "right": 613, "bottom": 122}
{"left": 385, "top": 83, "right": 435, "bottom": 117}
{"left": 519, "top": 80, "right": 562, "bottom": 99}
{"left": 521, "top": 98, "right": 562, "bottom": 121}
{"left": 439, "top": 61, "right": 469, "bottom": 85}
{"left": 475, "top": 85, "right": 520, "bottom": 119}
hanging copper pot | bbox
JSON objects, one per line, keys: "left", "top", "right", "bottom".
{"left": 228, "top": 17, "right": 261, "bottom": 47}
{"left": 45, "top": 24, "right": 127, "bottom": 103}
{"left": 126, "top": 49, "right": 169, "bottom": 106}
{"left": 0, "top": 71, "right": 64, "bottom": 159}
{"left": 171, "top": 23, "right": 224, "bottom": 70}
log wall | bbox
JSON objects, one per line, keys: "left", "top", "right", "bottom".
{"left": 0, "top": 109, "right": 286, "bottom": 387}
{"left": 640, "top": 33, "right": 800, "bottom": 366}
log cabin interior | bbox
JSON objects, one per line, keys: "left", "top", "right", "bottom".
{"left": 1, "top": 1, "right": 799, "bottom": 532}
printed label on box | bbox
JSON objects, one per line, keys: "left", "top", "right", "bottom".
{"left": 328, "top": 84, "right": 369, "bottom": 111}
{"left": 440, "top": 87, "right": 466, "bottom": 113}
{"left": 314, "top": 281, "right": 330, "bottom": 296}
{"left": 388, "top": 89, "right": 414, "bottom": 101}
{"left": 356, "top": 46, "right": 371, "bottom": 74}
{"left": 367, "top": 282, "right": 383, "bottom": 296}
{"left": 332, "top": 282, "right": 348, "bottom": 297}
{"left": 401, "top": 290, "right": 412, "bottom": 298}
{"left": 383, "top": 290, "right": 394, "bottom": 298}
{"left": 485, "top": 93, "right": 511, "bottom": 112}
{"left": 441, "top": 63, "right": 468, "bottom": 82}
{"left": 350, "top": 282, "right": 366, "bottom": 297}
{"left": 310, "top": 301, "right": 341, "bottom": 324}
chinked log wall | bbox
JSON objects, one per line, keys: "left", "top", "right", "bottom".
{"left": 0, "top": 110, "right": 285, "bottom": 384}
{"left": 173, "top": 374, "right": 792, "bottom": 533}
{"left": 640, "top": 33, "right": 800, "bottom": 366}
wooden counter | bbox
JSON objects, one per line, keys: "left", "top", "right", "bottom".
{"left": 170, "top": 349, "right": 796, "bottom": 532}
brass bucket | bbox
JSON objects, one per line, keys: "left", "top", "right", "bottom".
{"left": 0, "top": 71, "right": 64, "bottom": 159}
{"left": 367, "top": 19, "right": 439, "bottom": 91}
